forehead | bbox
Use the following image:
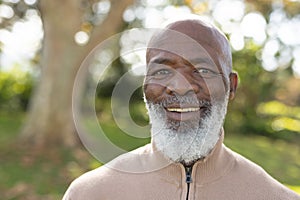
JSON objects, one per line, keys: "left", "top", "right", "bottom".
{"left": 146, "top": 21, "right": 232, "bottom": 76}
{"left": 146, "top": 32, "right": 220, "bottom": 72}
{"left": 148, "top": 29, "right": 209, "bottom": 58}
{"left": 147, "top": 49, "right": 218, "bottom": 70}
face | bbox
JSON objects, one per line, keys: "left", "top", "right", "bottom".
{"left": 143, "top": 21, "right": 238, "bottom": 164}
{"left": 144, "top": 49, "right": 228, "bottom": 122}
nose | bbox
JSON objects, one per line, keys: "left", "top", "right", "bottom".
{"left": 166, "top": 72, "right": 199, "bottom": 96}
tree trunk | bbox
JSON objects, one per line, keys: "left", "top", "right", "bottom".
{"left": 21, "top": 0, "right": 134, "bottom": 147}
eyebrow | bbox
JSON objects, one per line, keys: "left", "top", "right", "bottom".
{"left": 150, "top": 56, "right": 215, "bottom": 65}
{"left": 148, "top": 57, "right": 176, "bottom": 65}
{"left": 147, "top": 56, "right": 219, "bottom": 74}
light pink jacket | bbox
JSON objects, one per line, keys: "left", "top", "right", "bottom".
{"left": 63, "top": 132, "right": 300, "bottom": 200}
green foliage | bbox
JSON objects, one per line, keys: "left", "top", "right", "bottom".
{"left": 0, "top": 67, "right": 34, "bottom": 111}
{"left": 95, "top": 99, "right": 150, "bottom": 151}
{"left": 225, "top": 41, "right": 300, "bottom": 142}
{"left": 257, "top": 101, "right": 300, "bottom": 133}
{"left": 96, "top": 58, "right": 128, "bottom": 98}
{"left": 226, "top": 42, "right": 272, "bottom": 135}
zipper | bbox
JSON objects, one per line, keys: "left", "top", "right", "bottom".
{"left": 185, "top": 165, "right": 193, "bottom": 200}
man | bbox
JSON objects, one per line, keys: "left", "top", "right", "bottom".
{"left": 63, "top": 19, "right": 300, "bottom": 199}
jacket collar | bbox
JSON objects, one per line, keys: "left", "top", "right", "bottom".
{"left": 107, "top": 128, "right": 234, "bottom": 182}
{"left": 190, "top": 129, "right": 235, "bottom": 184}
{"left": 154, "top": 128, "right": 235, "bottom": 184}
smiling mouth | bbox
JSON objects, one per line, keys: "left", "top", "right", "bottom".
{"left": 164, "top": 106, "right": 202, "bottom": 121}
{"left": 166, "top": 107, "right": 200, "bottom": 112}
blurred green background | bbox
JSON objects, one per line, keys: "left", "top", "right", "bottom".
{"left": 0, "top": 0, "right": 299, "bottom": 199}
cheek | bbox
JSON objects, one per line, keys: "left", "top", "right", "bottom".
{"left": 143, "top": 83, "right": 166, "bottom": 103}
{"left": 205, "top": 79, "right": 228, "bottom": 102}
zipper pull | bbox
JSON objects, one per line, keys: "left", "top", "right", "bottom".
{"left": 185, "top": 166, "right": 193, "bottom": 183}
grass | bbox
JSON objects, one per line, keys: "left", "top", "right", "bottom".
{"left": 0, "top": 112, "right": 299, "bottom": 199}
{"left": 0, "top": 112, "right": 92, "bottom": 199}
{"left": 0, "top": 112, "right": 24, "bottom": 142}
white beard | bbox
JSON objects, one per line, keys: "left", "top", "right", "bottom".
{"left": 146, "top": 94, "right": 229, "bottom": 165}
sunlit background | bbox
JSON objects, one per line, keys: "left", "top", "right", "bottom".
{"left": 1, "top": 0, "right": 300, "bottom": 132}
{"left": 1, "top": 0, "right": 300, "bottom": 74}
{"left": 0, "top": 0, "right": 299, "bottom": 199}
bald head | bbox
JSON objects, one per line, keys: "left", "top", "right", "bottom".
{"left": 146, "top": 19, "right": 232, "bottom": 77}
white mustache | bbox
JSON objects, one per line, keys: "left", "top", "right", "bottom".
{"left": 156, "top": 96, "right": 212, "bottom": 108}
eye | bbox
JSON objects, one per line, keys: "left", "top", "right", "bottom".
{"left": 151, "top": 69, "right": 171, "bottom": 78}
{"left": 197, "top": 68, "right": 211, "bottom": 74}
{"left": 194, "top": 68, "right": 218, "bottom": 78}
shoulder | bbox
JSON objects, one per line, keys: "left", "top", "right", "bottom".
{"left": 63, "top": 159, "right": 127, "bottom": 200}
{"left": 225, "top": 146, "right": 300, "bottom": 199}
{"left": 62, "top": 144, "right": 152, "bottom": 200}
{"left": 62, "top": 167, "right": 109, "bottom": 199}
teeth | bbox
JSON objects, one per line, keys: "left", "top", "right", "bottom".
{"left": 167, "top": 107, "right": 200, "bottom": 112}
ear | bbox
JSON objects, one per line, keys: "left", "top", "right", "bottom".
{"left": 229, "top": 72, "right": 238, "bottom": 100}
